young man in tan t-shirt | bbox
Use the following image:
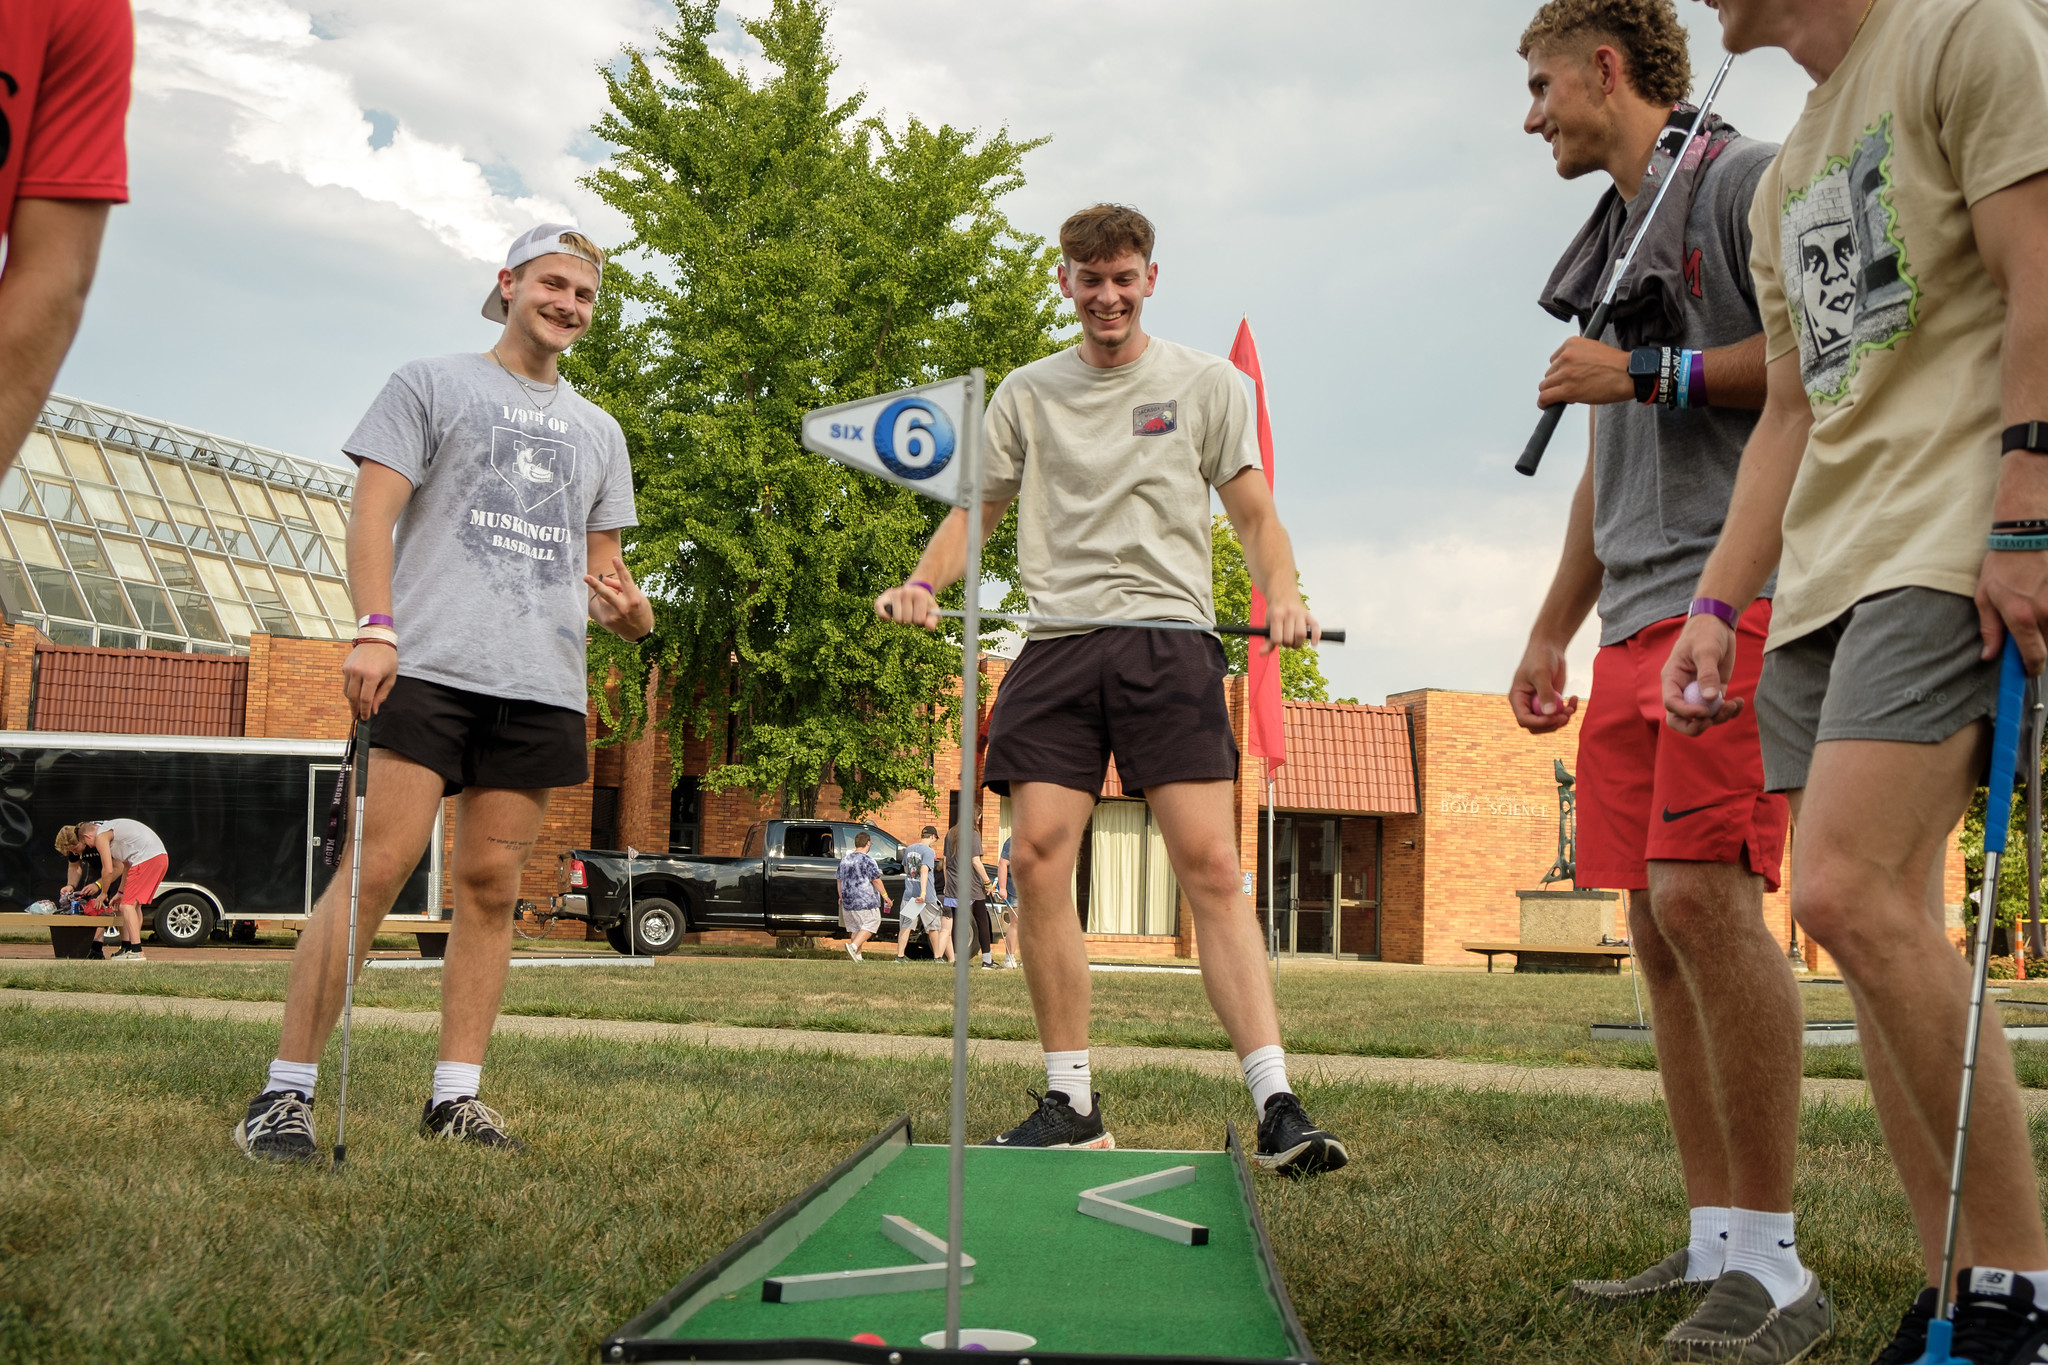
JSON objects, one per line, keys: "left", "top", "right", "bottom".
{"left": 875, "top": 204, "right": 1346, "bottom": 1175}
{"left": 1666, "top": 1, "right": 2048, "bottom": 1359}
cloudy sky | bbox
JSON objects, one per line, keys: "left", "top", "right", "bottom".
{"left": 57, "top": 0, "right": 1814, "bottom": 705}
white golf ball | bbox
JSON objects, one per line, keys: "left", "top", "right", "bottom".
{"left": 1683, "top": 681, "right": 1725, "bottom": 715}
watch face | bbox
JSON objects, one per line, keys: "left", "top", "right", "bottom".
{"left": 1629, "top": 350, "right": 1662, "bottom": 379}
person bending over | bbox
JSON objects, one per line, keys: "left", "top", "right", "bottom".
{"left": 1666, "top": 1, "right": 2048, "bottom": 1360}
{"left": 233, "top": 223, "right": 649, "bottom": 1163}
{"left": 56, "top": 818, "right": 167, "bottom": 962}
{"left": 876, "top": 204, "right": 1346, "bottom": 1175}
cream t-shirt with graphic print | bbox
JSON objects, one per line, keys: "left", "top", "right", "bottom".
{"left": 982, "top": 339, "right": 1261, "bottom": 638}
{"left": 1750, "top": 0, "right": 2048, "bottom": 650}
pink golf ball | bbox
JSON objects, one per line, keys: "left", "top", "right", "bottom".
{"left": 1683, "top": 681, "right": 1725, "bottom": 716}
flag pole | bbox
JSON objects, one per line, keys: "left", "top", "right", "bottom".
{"left": 1266, "top": 766, "right": 1278, "bottom": 990}
{"left": 944, "top": 368, "right": 985, "bottom": 1351}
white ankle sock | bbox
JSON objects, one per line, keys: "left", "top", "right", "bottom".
{"left": 432, "top": 1061, "right": 483, "bottom": 1108}
{"left": 1723, "top": 1208, "right": 1807, "bottom": 1307}
{"left": 1685, "top": 1206, "right": 1729, "bottom": 1281}
{"left": 1241, "top": 1045, "right": 1291, "bottom": 1114}
{"left": 265, "top": 1058, "right": 318, "bottom": 1099}
{"left": 1044, "top": 1050, "right": 1092, "bottom": 1115}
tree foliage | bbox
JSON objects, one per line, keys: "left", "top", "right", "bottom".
{"left": 568, "top": 0, "right": 1063, "bottom": 818}
{"left": 1209, "top": 515, "right": 1332, "bottom": 702}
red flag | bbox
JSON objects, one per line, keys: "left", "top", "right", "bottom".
{"left": 1229, "top": 318, "right": 1284, "bottom": 772}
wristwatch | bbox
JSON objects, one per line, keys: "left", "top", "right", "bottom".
{"left": 1629, "top": 347, "right": 1665, "bottom": 404}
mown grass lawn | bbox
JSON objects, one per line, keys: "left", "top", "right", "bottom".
{"left": 0, "top": 1002, "right": 1962, "bottom": 1363}
{"left": 13, "top": 952, "right": 2048, "bottom": 1085}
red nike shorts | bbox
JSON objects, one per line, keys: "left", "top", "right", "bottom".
{"left": 120, "top": 853, "right": 169, "bottom": 907}
{"left": 1574, "top": 603, "right": 1788, "bottom": 893}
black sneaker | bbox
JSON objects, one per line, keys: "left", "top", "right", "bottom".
{"left": 1255, "top": 1093, "right": 1349, "bottom": 1177}
{"left": 1948, "top": 1269, "right": 2048, "bottom": 1365}
{"left": 1866, "top": 1287, "right": 1937, "bottom": 1365}
{"left": 233, "top": 1089, "right": 319, "bottom": 1164}
{"left": 419, "top": 1096, "right": 526, "bottom": 1150}
{"left": 982, "top": 1090, "right": 1114, "bottom": 1149}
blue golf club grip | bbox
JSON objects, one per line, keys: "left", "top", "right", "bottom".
{"left": 1985, "top": 635, "right": 2028, "bottom": 856}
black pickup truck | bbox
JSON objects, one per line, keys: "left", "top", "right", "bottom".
{"left": 549, "top": 820, "right": 927, "bottom": 955}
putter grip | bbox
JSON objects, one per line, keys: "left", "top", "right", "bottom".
{"left": 355, "top": 719, "right": 371, "bottom": 799}
{"left": 1516, "top": 404, "right": 1568, "bottom": 477}
{"left": 1985, "top": 636, "right": 2029, "bottom": 855}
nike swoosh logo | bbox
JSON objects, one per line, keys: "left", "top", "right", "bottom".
{"left": 992, "top": 1135, "right": 1013, "bottom": 1144}
{"left": 1661, "top": 803, "right": 1718, "bottom": 822}
{"left": 1778, "top": 1239, "right": 1796, "bottom": 1248}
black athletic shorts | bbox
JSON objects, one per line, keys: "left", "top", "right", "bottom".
{"left": 982, "top": 628, "right": 1237, "bottom": 798}
{"left": 370, "top": 675, "right": 588, "bottom": 796}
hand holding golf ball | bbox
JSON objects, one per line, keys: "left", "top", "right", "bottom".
{"left": 1682, "top": 680, "right": 1725, "bottom": 717}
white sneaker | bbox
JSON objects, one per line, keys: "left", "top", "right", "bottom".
{"left": 1004, "top": 956, "right": 1020, "bottom": 969}
{"left": 109, "top": 946, "right": 147, "bottom": 963}
{"left": 844, "top": 943, "right": 861, "bottom": 961}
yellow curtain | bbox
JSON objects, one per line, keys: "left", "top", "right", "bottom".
{"left": 1088, "top": 800, "right": 1146, "bottom": 934}
{"left": 1142, "top": 812, "right": 1179, "bottom": 937}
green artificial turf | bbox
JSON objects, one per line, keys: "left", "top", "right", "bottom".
{"left": 670, "top": 1145, "right": 1295, "bottom": 1359}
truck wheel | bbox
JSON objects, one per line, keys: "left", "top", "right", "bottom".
{"left": 151, "top": 892, "right": 216, "bottom": 950}
{"left": 629, "top": 898, "right": 684, "bottom": 955}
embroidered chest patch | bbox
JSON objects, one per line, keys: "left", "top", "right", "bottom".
{"left": 1132, "top": 401, "right": 1178, "bottom": 436}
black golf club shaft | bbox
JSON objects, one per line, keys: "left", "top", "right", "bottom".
{"left": 922, "top": 607, "right": 1344, "bottom": 644}
{"left": 1517, "top": 301, "right": 1614, "bottom": 476}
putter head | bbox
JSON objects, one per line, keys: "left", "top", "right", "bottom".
{"left": 331, "top": 1143, "right": 346, "bottom": 1172}
{"left": 1912, "top": 1316, "right": 1959, "bottom": 1365}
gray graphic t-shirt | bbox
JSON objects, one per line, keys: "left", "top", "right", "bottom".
{"left": 1591, "top": 136, "right": 1779, "bottom": 646}
{"left": 343, "top": 353, "right": 637, "bottom": 712}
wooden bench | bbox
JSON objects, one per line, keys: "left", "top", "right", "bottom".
{"left": 0, "top": 911, "right": 450, "bottom": 959}
{"left": 1461, "top": 940, "right": 1633, "bottom": 974}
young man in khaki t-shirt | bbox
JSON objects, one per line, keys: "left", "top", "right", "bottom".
{"left": 1665, "top": 1, "right": 2048, "bottom": 1359}
{"left": 875, "top": 204, "right": 1346, "bottom": 1176}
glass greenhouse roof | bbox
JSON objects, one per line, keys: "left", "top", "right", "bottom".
{"left": 1, "top": 395, "right": 359, "bottom": 654}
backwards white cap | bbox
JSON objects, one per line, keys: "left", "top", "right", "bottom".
{"left": 482, "top": 223, "right": 600, "bottom": 322}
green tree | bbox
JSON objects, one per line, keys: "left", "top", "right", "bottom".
{"left": 1209, "top": 515, "right": 1331, "bottom": 702}
{"left": 569, "top": 0, "right": 1063, "bottom": 818}
{"left": 1960, "top": 763, "right": 2047, "bottom": 955}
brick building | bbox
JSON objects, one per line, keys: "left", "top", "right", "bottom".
{"left": 0, "top": 395, "right": 1966, "bottom": 965}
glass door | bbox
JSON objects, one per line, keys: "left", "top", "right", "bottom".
{"left": 1336, "top": 817, "right": 1382, "bottom": 959}
{"left": 1255, "top": 813, "right": 1295, "bottom": 954}
{"left": 1292, "top": 819, "right": 1335, "bottom": 954}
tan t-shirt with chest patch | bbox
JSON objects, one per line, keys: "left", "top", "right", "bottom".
{"left": 982, "top": 339, "right": 1261, "bottom": 637}
{"left": 1751, "top": 0, "right": 2048, "bottom": 649}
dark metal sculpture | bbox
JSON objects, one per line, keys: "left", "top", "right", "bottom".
{"left": 1541, "top": 758, "right": 1576, "bottom": 887}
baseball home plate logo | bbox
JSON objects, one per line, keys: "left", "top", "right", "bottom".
{"left": 1132, "top": 401, "right": 1177, "bottom": 436}
{"left": 490, "top": 427, "right": 578, "bottom": 514}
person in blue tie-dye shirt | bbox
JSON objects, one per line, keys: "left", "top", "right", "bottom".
{"left": 835, "top": 831, "right": 889, "bottom": 962}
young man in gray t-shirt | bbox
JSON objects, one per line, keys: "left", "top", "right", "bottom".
{"left": 1508, "top": 5, "right": 1822, "bottom": 1357}
{"left": 234, "top": 223, "right": 651, "bottom": 1164}
{"left": 875, "top": 205, "right": 1346, "bottom": 1176}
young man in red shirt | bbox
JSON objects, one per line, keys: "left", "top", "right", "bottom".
{"left": 0, "top": 0, "right": 131, "bottom": 474}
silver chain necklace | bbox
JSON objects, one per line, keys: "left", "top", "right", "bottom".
{"left": 488, "top": 346, "right": 560, "bottom": 411}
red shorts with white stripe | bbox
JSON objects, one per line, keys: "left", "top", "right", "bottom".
{"left": 1573, "top": 604, "right": 1788, "bottom": 893}
{"left": 119, "top": 853, "right": 169, "bottom": 907}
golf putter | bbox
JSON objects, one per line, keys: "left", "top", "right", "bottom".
{"left": 333, "top": 717, "right": 370, "bottom": 1172}
{"left": 1917, "top": 634, "right": 2028, "bottom": 1365}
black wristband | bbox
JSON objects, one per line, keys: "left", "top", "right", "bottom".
{"left": 2004, "top": 422, "right": 2048, "bottom": 455}
{"left": 1994, "top": 520, "right": 2048, "bottom": 531}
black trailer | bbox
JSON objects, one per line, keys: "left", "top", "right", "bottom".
{"left": 0, "top": 731, "right": 443, "bottom": 948}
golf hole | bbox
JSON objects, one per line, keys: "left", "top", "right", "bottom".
{"left": 920, "top": 1328, "right": 1037, "bottom": 1350}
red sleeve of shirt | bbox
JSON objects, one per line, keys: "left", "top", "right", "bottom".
{"left": 16, "top": 0, "right": 132, "bottom": 204}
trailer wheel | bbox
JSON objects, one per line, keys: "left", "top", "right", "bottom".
{"left": 151, "top": 892, "right": 216, "bottom": 949}
{"left": 604, "top": 922, "right": 631, "bottom": 954}
{"left": 627, "top": 898, "right": 684, "bottom": 955}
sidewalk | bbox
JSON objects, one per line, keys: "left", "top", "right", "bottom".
{"left": 0, "top": 986, "right": 1963, "bottom": 1111}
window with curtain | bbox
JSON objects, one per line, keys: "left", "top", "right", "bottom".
{"left": 1086, "top": 800, "right": 1180, "bottom": 936}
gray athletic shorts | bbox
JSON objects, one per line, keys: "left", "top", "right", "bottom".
{"left": 902, "top": 898, "right": 941, "bottom": 932}
{"left": 1756, "top": 587, "right": 1997, "bottom": 793}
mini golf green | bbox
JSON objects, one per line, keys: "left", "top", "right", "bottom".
{"left": 604, "top": 1118, "right": 1313, "bottom": 1363}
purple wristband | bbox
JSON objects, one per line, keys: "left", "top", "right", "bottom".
{"left": 1688, "top": 350, "right": 1708, "bottom": 409}
{"left": 357, "top": 613, "right": 394, "bottom": 629}
{"left": 908, "top": 580, "right": 935, "bottom": 596}
{"left": 1688, "top": 597, "right": 1739, "bottom": 627}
